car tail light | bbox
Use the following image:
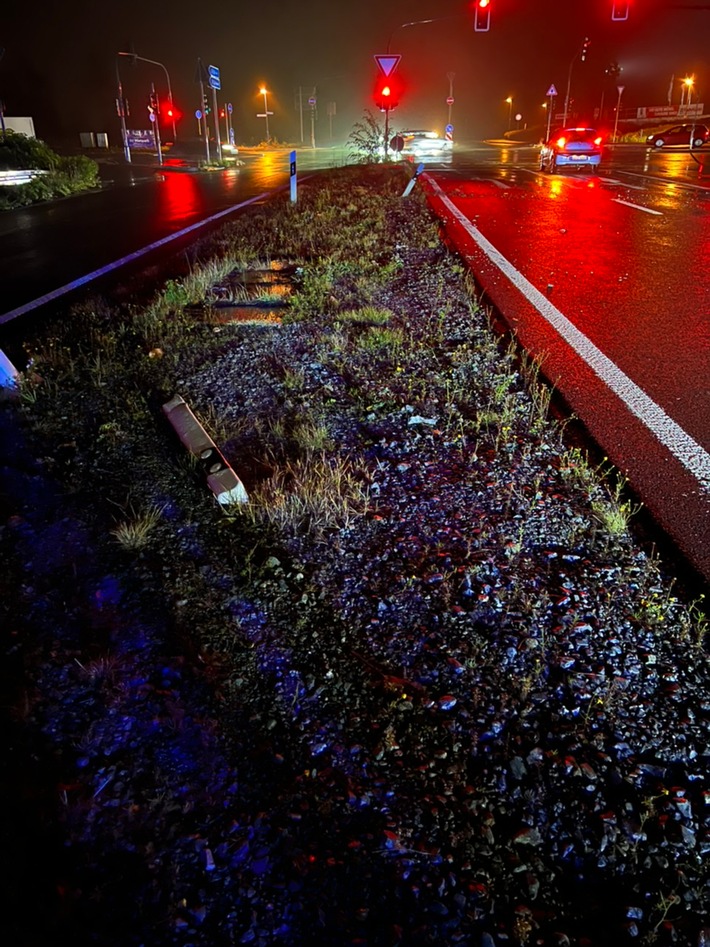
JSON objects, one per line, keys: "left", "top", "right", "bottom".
{"left": 556, "top": 136, "right": 567, "bottom": 149}
{"left": 594, "top": 136, "right": 603, "bottom": 146}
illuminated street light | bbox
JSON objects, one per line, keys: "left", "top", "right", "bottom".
{"left": 682, "top": 76, "right": 695, "bottom": 116}
{"left": 259, "top": 86, "right": 271, "bottom": 142}
{"left": 505, "top": 96, "right": 513, "bottom": 130}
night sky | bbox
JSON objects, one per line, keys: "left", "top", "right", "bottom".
{"left": 2, "top": 0, "right": 709, "bottom": 146}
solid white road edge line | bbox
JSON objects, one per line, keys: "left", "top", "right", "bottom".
{"left": 0, "top": 190, "right": 273, "bottom": 326}
{"left": 612, "top": 198, "right": 663, "bottom": 215}
{"left": 426, "top": 175, "right": 710, "bottom": 493}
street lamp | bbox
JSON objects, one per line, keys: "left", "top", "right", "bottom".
{"left": 683, "top": 76, "right": 694, "bottom": 116}
{"left": 117, "top": 51, "right": 177, "bottom": 141}
{"left": 259, "top": 86, "right": 271, "bottom": 142}
{"left": 563, "top": 37, "right": 590, "bottom": 127}
{"left": 505, "top": 96, "right": 513, "bottom": 130}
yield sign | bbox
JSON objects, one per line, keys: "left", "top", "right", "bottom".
{"left": 374, "top": 54, "right": 401, "bottom": 78}
{"left": 546, "top": 84, "right": 558, "bottom": 97}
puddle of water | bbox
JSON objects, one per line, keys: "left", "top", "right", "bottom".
{"left": 212, "top": 262, "right": 296, "bottom": 305}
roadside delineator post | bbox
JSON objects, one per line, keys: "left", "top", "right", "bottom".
{"left": 162, "top": 394, "right": 248, "bottom": 506}
{"left": 402, "top": 162, "right": 425, "bottom": 197}
{"left": 0, "top": 348, "right": 18, "bottom": 389}
{"left": 290, "top": 150, "right": 297, "bottom": 203}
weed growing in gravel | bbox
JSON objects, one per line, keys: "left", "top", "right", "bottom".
{"left": 592, "top": 476, "right": 643, "bottom": 538}
{"left": 110, "top": 504, "right": 164, "bottom": 551}
{"left": 335, "top": 307, "right": 393, "bottom": 328}
{"left": 233, "top": 454, "right": 369, "bottom": 539}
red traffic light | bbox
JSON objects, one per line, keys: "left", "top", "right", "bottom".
{"left": 474, "top": 0, "right": 491, "bottom": 32}
{"left": 374, "top": 76, "right": 401, "bottom": 111}
{"left": 165, "top": 105, "right": 181, "bottom": 121}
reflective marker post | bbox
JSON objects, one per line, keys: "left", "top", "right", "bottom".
{"left": 290, "top": 150, "right": 297, "bottom": 203}
{"left": 402, "top": 162, "right": 425, "bottom": 197}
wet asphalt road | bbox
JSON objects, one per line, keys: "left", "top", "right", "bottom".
{"left": 0, "top": 149, "right": 304, "bottom": 323}
{"left": 425, "top": 143, "right": 710, "bottom": 581}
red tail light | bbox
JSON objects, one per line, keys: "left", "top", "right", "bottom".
{"left": 556, "top": 136, "right": 567, "bottom": 149}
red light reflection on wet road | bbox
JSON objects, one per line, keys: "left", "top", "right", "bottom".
{"left": 424, "top": 167, "right": 710, "bottom": 579}
{"left": 430, "top": 171, "right": 709, "bottom": 449}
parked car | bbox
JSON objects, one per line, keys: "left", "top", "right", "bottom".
{"left": 645, "top": 123, "right": 709, "bottom": 148}
{"left": 396, "top": 129, "right": 453, "bottom": 158}
{"left": 539, "top": 127, "right": 604, "bottom": 173}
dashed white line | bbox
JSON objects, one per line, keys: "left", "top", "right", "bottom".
{"left": 425, "top": 175, "right": 710, "bottom": 493}
{"left": 612, "top": 197, "right": 663, "bottom": 215}
{"left": 597, "top": 177, "right": 646, "bottom": 190}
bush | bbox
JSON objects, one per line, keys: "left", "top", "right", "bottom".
{"left": 0, "top": 130, "right": 60, "bottom": 171}
{"left": 347, "top": 110, "right": 385, "bottom": 163}
{"left": 0, "top": 131, "right": 100, "bottom": 208}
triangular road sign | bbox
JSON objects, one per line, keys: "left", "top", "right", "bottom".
{"left": 546, "top": 84, "right": 558, "bottom": 97}
{"left": 374, "top": 54, "right": 401, "bottom": 78}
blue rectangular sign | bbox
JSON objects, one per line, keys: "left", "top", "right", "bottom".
{"left": 126, "top": 129, "right": 154, "bottom": 149}
{"left": 208, "top": 64, "right": 221, "bottom": 91}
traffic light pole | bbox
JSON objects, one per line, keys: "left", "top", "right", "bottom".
{"left": 211, "top": 86, "right": 222, "bottom": 162}
{"left": 117, "top": 51, "right": 177, "bottom": 141}
{"left": 150, "top": 82, "right": 163, "bottom": 166}
{"left": 198, "top": 66, "right": 211, "bottom": 164}
{"left": 562, "top": 38, "right": 590, "bottom": 127}
{"left": 115, "top": 57, "right": 131, "bottom": 164}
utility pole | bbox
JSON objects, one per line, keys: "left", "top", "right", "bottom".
{"left": 297, "top": 87, "right": 305, "bottom": 143}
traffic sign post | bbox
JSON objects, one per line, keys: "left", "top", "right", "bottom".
{"left": 374, "top": 53, "right": 401, "bottom": 158}
{"left": 545, "top": 83, "right": 558, "bottom": 141}
{"left": 196, "top": 58, "right": 211, "bottom": 164}
{"left": 447, "top": 71, "right": 455, "bottom": 126}
{"left": 208, "top": 64, "right": 221, "bottom": 91}
{"left": 208, "top": 66, "right": 222, "bottom": 161}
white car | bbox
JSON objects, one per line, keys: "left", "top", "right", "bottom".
{"left": 396, "top": 129, "right": 452, "bottom": 158}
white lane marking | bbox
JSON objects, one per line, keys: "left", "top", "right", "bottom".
{"left": 0, "top": 189, "right": 274, "bottom": 326}
{"left": 425, "top": 175, "right": 710, "bottom": 493}
{"left": 612, "top": 197, "right": 663, "bottom": 215}
{"left": 598, "top": 176, "right": 646, "bottom": 190}
{"left": 613, "top": 169, "right": 710, "bottom": 193}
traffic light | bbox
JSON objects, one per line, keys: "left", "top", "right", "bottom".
{"left": 474, "top": 0, "right": 491, "bottom": 32}
{"left": 374, "top": 78, "right": 400, "bottom": 111}
{"left": 148, "top": 90, "right": 159, "bottom": 114}
{"left": 202, "top": 93, "right": 211, "bottom": 115}
{"left": 580, "top": 37, "right": 591, "bottom": 62}
{"left": 165, "top": 105, "right": 180, "bottom": 122}
{"left": 612, "top": 1, "right": 630, "bottom": 20}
